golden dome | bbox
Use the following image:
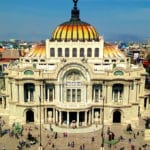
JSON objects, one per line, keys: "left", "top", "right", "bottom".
{"left": 51, "top": 0, "right": 99, "bottom": 42}
{"left": 51, "top": 22, "right": 99, "bottom": 42}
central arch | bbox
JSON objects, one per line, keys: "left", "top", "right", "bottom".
{"left": 26, "top": 110, "right": 34, "bottom": 123}
{"left": 113, "top": 110, "right": 121, "bottom": 123}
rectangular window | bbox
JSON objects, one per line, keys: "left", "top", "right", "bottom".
{"left": 30, "top": 90, "right": 34, "bottom": 101}
{"left": 72, "top": 89, "right": 76, "bottom": 102}
{"left": 72, "top": 48, "right": 77, "bottom": 57}
{"left": 95, "top": 89, "right": 99, "bottom": 101}
{"left": 65, "top": 48, "right": 69, "bottom": 57}
{"left": 50, "top": 48, "right": 55, "bottom": 57}
{"left": 80, "top": 48, "right": 84, "bottom": 57}
{"left": 77, "top": 89, "right": 81, "bottom": 102}
{"left": 95, "top": 48, "right": 99, "bottom": 57}
{"left": 67, "top": 89, "right": 71, "bottom": 102}
{"left": 0, "top": 98, "right": 2, "bottom": 105}
{"left": 58, "top": 48, "right": 62, "bottom": 57}
{"left": 87, "top": 48, "right": 92, "bottom": 57}
{"left": 49, "top": 89, "right": 53, "bottom": 101}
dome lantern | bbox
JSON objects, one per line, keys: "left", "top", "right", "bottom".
{"left": 71, "top": 0, "right": 80, "bottom": 21}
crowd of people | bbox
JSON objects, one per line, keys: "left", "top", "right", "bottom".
{"left": 0, "top": 116, "right": 150, "bottom": 149}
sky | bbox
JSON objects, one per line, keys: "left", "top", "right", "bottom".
{"left": 0, "top": 0, "right": 150, "bottom": 42}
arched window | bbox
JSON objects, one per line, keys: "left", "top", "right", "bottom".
{"left": 114, "top": 70, "right": 124, "bottom": 76}
{"left": 112, "top": 84, "right": 124, "bottom": 102}
{"left": 24, "top": 83, "right": 35, "bottom": 102}
{"left": 24, "top": 70, "right": 34, "bottom": 75}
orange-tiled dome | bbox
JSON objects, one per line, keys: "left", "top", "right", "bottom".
{"left": 104, "top": 43, "right": 125, "bottom": 58}
{"left": 51, "top": 0, "right": 99, "bottom": 42}
{"left": 26, "top": 44, "right": 46, "bottom": 57}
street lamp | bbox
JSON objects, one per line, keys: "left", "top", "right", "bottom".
{"left": 101, "top": 96, "right": 105, "bottom": 150}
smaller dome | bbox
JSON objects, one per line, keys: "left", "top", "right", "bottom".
{"left": 26, "top": 44, "right": 46, "bottom": 57}
{"left": 104, "top": 43, "right": 125, "bottom": 58}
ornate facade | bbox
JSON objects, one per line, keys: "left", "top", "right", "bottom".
{"left": 0, "top": 0, "right": 150, "bottom": 130}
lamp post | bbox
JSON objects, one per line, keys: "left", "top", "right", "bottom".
{"left": 101, "top": 96, "right": 105, "bottom": 150}
{"left": 39, "top": 96, "right": 43, "bottom": 150}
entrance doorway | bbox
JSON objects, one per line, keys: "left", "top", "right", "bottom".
{"left": 113, "top": 110, "right": 121, "bottom": 123}
{"left": 26, "top": 110, "right": 34, "bottom": 123}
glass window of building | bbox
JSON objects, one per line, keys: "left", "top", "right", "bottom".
{"left": 65, "top": 48, "right": 69, "bottom": 57}
{"left": 94, "top": 48, "right": 99, "bottom": 57}
{"left": 72, "top": 89, "right": 76, "bottom": 102}
{"left": 77, "top": 89, "right": 81, "bottom": 102}
{"left": 80, "top": 48, "right": 84, "bottom": 57}
{"left": 50, "top": 48, "right": 55, "bottom": 57}
{"left": 67, "top": 89, "right": 71, "bottom": 102}
{"left": 72, "top": 48, "right": 77, "bottom": 57}
{"left": 87, "top": 48, "right": 92, "bottom": 57}
{"left": 58, "top": 48, "right": 62, "bottom": 57}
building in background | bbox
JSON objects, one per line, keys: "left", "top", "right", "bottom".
{"left": 0, "top": 0, "right": 150, "bottom": 130}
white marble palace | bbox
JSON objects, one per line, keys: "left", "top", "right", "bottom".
{"left": 0, "top": 0, "right": 150, "bottom": 129}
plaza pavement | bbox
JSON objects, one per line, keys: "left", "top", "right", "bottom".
{"left": 0, "top": 118, "right": 150, "bottom": 150}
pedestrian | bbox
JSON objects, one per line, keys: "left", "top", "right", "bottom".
{"left": 80, "top": 145, "right": 82, "bottom": 150}
{"left": 71, "top": 141, "right": 74, "bottom": 147}
{"left": 133, "top": 133, "right": 136, "bottom": 139}
{"left": 68, "top": 142, "right": 70, "bottom": 147}
{"left": 83, "top": 143, "right": 85, "bottom": 150}
{"left": 92, "top": 136, "right": 95, "bottom": 142}
{"left": 131, "top": 145, "right": 134, "bottom": 150}
{"left": 83, "top": 144, "right": 85, "bottom": 150}
{"left": 107, "top": 127, "right": 110, "bottom": 135}
{"left": 52, "top": 143, "right": 55, "bottom": 148}
{"left": 128, "top": 138, "right": 131, "bottom": 143}
{"left": 55, "top": 132, "right": 57, "bottom": 139}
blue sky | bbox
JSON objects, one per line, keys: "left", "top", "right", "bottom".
{"left": 0, "top": 0, "right": 150, "bottom": 42}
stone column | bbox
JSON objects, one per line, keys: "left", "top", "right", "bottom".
{"left": 45, "top": 108, "right": 47, "bottom": 123}
{"left": 107, "top": 85, "right": 112, "bottom": 104}
{"left": 88, "top": 110, "right": 91, "bottom": 125}
{"left": 86, "top": 84, "right": 92, "bottom": 103}
{"left": 35, "top": 84, "right": 40, "bottom": 103}
{"left": 59, "top": 111, "right": 62, "bottom": 125}
{"left": 112, "top": 92, "right": 114, "bottom": 102}
{"left": 85, "top": 111, "right": 87, "bottom": 126}
{"left": 56, "top": 110, "right": 58, "bottom": 124}
{"left": 43, "top": 83, "right": 45, "bottom": 102}
{"left": 12, "top": 82, "right": 17, "bottom": 102}
{"left": 92, "top": 108, "right": 94, "bottom": 124}
{"left": 19, "top": 84, "right": 24, "bottom": 103}
{"left": 53, "top": 88, "right": 55, "bottom": 101}
{"left": 47, "top": 88, "right": 49, "bottom": 101}
{"left": 28, "top": 90, "right": 30, "bottom": 102}
{"left": 53, "top": 108, "right": 55, "bottom": 123}
{"left": 67, "top": 112, "right": 70, "bottom": 127}
{"left": 118, "top": 91, "right": 120, "bottom": 102}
